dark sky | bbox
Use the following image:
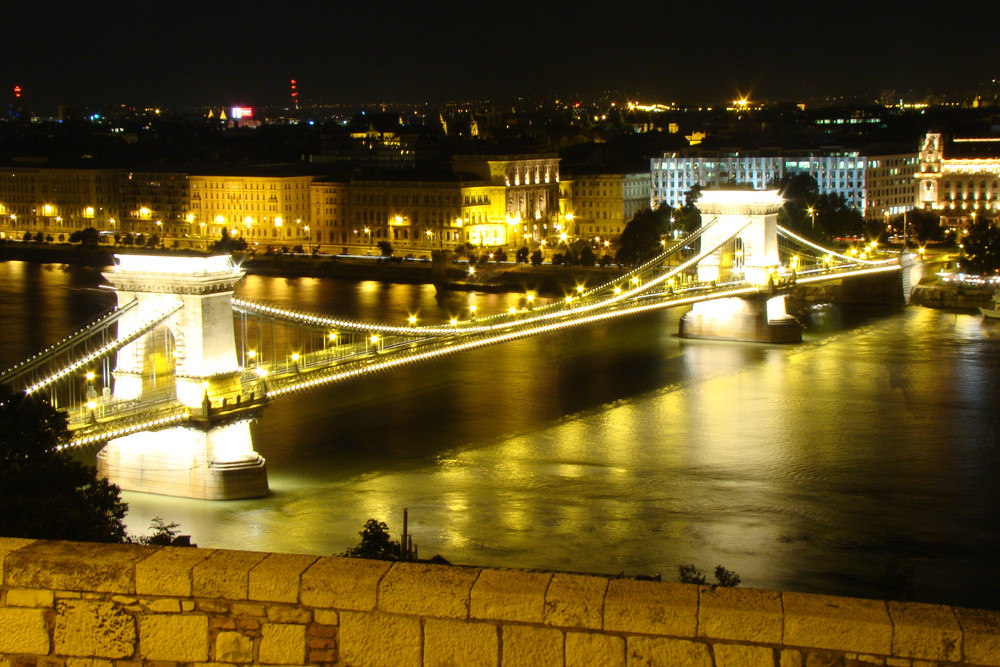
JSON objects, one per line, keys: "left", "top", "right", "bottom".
{"left": 3, "top": 1, "right": 994, "bottom": 110}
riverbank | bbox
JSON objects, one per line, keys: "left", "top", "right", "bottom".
{"left": 0, "top": 241, "right": 625, "bottom": 297}
{"left": 1, "top": 241, "right": 993, "bottom": 309}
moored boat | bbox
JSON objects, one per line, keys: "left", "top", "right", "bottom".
{"left": 980, "top": 289, "right": 1000, "bottom": 318}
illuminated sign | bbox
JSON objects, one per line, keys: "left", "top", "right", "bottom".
{"left": 231, "top": 107, "right": 253, "bottom": 119}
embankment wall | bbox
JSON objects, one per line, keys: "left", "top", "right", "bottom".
{"left": 1, "top": 539, "right": 998, "bottom": 666}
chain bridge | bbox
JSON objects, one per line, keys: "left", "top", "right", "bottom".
{"left": 0, "top": 191, "right": 912, "bottom": 499}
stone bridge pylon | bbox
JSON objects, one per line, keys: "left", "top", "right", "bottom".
{"left": 96, "top": 254, "right": 269, "bottom": 500}
{"left": 679, "top": 190, "right": 802, "bottom": 343}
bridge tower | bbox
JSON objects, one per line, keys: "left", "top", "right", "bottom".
{"left": 96, "top": 255, "right": 268, "bottom": 500}
{"left": 679, "top": 190, "right": 802, "bottom": 343}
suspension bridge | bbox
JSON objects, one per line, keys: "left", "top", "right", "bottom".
{"left": 0, "top": 190, "right": 911, "bottom": 499}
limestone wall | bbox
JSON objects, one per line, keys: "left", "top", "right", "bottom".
{"left": 1, "top": 538, "right": 998, "bottom": 667}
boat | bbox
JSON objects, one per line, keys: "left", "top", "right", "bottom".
{"left": 980, "top": 290, "right": 1000, "bottom": 318}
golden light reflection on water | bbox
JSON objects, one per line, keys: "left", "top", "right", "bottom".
{"left": 4, "top": 267, "right": 998, "bottom": 608}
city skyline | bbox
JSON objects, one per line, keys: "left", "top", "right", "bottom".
{"left": 5, "top": 1, "right": 995, "bottom": 110}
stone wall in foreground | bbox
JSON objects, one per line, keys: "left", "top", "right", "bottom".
{"left": 1, "top": 538, "right": 998, "bottom": 667}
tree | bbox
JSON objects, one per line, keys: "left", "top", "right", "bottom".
{"left": 530, "top": 249, "right": 543, "bottom": 267}
{"left": 814, "top": 193, "right": 864, "bottom": 240}
{"left": 377, "top": 240, "right": 393, "bottom": 257}
{"left": 904, "top": 208, "right": 945, "bottom": 244}
{"left": 617, "top": 206, "right": 669, "bottom": 266}
{"left": 515, "top": 246, "right": 529, "bottom": 264}
{"left": 132, "top": 517, "right": 192, "bottom": 546}
{"left": 961, "top": 215, "right": 1000, "bottom": 274}
{"left": 212, "top": 229, "right": 247, "bottom": 253}
{"left": 493, "top": 248, "right": 508, "bottom": 263}
{"left": 68, "top": 227, "right": 100, "bottom": 245}
{"left": 568, "top": 239, "right": 596, "bottom": 266}
{"left": 0, "top": 392, "right": 129, "bottom": 543}
{"left": 341, "top": 518, "right": 400, "bottom": 560}
{"left": 677, "top": 564, "right": 741, "bottom": 587}
{"left": 772, "top": 173, "right": 819, "bottom": 236}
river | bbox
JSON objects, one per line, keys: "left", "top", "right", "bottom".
{"left": 1, "top": 260, "right": 998, "bottom": 609}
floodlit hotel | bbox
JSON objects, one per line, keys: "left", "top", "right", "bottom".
{"left": 915, "top": 132, "right": 1000, "bottom": 223}
{"left": 651, "top": 148, "right": 918, "bottom": 220}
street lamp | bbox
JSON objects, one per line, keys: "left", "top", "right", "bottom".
{"left": 807, "top": 206, "right": 816, "bottom": 229}
{"left": 364, "top": 227, "right": 371, "bottom": 249}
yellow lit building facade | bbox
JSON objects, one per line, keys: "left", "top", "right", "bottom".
{"left": 0, "top": 166, "right": 120, "bottom": 240}
{"left": 567, "top": 170, "right": 650, "bottom": 241}
{"left": 119, "top": 170, "right": 190, "bottom": 241}
{"left": 451, "top": 154, "right": 561, "bottom": 247}
{"left": 188, "top": 169, "right": 313, "bottom": 248}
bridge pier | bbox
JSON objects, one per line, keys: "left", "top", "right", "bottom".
{"left": 98, "top": 254, "right": 269, "bottom": 500}
{"left": 678, "top": 190, "right": 803, "bottom": 344}
{"left": 97, "top": 420, "right": 267, "bottom": 500}
{"left": 679, "top": 294, "right": 802, "bottom": 343}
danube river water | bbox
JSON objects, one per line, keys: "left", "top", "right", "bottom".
{"left": 1, "top": 260, "right": 998, "bottom": 609}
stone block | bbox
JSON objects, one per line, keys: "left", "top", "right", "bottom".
{"left": 698, "top": 586, "right": 783, "bottom": 644}
{"left": 314, "top": 609, "right": 339, "bottom": 626}
{"left": 138, "top": 613, "right": 209, "bottom": 661}
{"left": 626, "top": 636, "right": 712, "bottom": 666}
{"left": 231, "top": 601, "right": 267, "bottom": 617}
{"left": 215, "top": 631, "right": 253, "bottom": 663}
{"left": 779, "top": 649, "right": 803, "bottom": 667}
{"left": 143, "top": 599, "right": 181, "bottom": 613}
{"left": 135, "top": 546, "right": 214, "bottom": 597}
{"left": 544, "top": 573, "right": 608, "bottom": 630}
{"left": 471, "top": 569, "right": 551, "bottom": 623}
{"left": 6, "top": 588, "right": 55, "bottom": 608}
{"left": 6, "top": 540, "right": 150, "bottom": 594}
{"left": 954, "top": 607, "right": 1000, "bottom": 667}
{"left": 424, "top": 618, "right": 497, "bottom": 667}
{"left": 53, "top": 599, "right": 135, "bottom": 658}
{"left": 300, "top": 556, "right": 392, "bottom": 611}
{"left": 379, "top": 562, "right": 480, "bottom": 619}
{"left": 501, "top": 625, "right": 562, "bottom": 667}
{"left": 192, "top": 549, "right": 269, "bottom": 600}
{"left": 340, "top": 611, "right": 421, "bottom": 667}
{"left": 604, "top": 579, "right": 697, "bottom": 637}
{"left": 714, "top": 643, "right": 775, "bottom": 667}
{"left": 66, "top": 659, "right": 114, "bottom": 667}
{"left": 249, "top": 552, "right": 317, "bottom": 603}
{"left": 0, "top": 537, "right": 36, "bottom": 581}
{"left": 566, "top": 632, "right": 625, "bottom": 667}
{"left": 0, "top": 607, "right": 50, "bottom": 655}
{"left": 267, "top": 605, "right": 311, "bottom": 624}
{"left": 259, "top": 622, "right": 307, "bottom": 664}
{"left": 887, "top": 601, "right": 961, "bottom": 662}
{"left": 783, "top": 591, "right": 892, "bottom": 655}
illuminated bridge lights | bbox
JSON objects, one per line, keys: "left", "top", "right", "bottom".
{"left": 14, "top": 219, "right": 903, "bottom": 450}
{"left": 24, "top": 305, "right": 182, "bottom": 395}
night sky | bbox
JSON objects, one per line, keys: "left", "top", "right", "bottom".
{"left": 4, "top": 1, "right": 993, "bottom": 110}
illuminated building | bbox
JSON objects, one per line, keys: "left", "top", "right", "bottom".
{"left": 451, "top": 154, "right": 560, "bottom": 247}
{"left": 188, "top": 167, "right": 313, "bottom": 247}
{"left": 651, "top": 148, "right": 918, "bottom": 220}
{"left": 310, "top": 177, "right": 352, "bottom": 249}
{"left": 564, "top": 168, "right": 649, "bottom": 239}
{"left": 915, "top": 133, "right": 1000, "bottom": 224}
{"left": 0, "top": 166, "right": 120, "bottom": 239}
{"left": 118, "top": 169, "right": 189, "bottom": 240}
{"left": 347, "top": 173, "right": 477, "bottom": 252}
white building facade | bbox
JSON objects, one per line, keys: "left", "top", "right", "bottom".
{"left": 651, "top": 150, "right": 918, "bottom": 220}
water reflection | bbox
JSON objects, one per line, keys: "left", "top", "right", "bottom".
{"left": 1, "top": 263, "right": 998, "bottom": 609}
